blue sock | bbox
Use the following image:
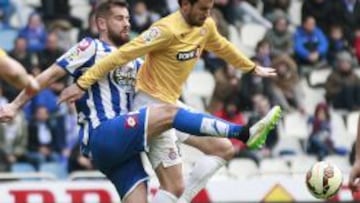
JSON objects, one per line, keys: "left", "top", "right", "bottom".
{"left": 173, "top": 108, "right": 248, "bottom": 141}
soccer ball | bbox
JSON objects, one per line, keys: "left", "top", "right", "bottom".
{"left": 305, "top": 161, "right": 343, "bottom": 199}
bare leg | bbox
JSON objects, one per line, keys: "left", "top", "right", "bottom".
{"left": 123, "top": 183, "right": 148, "bottom": 203}
{"left": 146, "top": 104, "right": 184, "bottom": 202}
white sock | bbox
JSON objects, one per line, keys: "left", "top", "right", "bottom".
{"left": 151, "top": 189, "right": 178, "bottom": 203}
{"left": 179, "top": 155, "right": 226, "bottom": 202}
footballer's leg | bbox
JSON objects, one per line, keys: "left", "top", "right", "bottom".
{"left": 139, "top": 103, "right": 282, "bottom": 202}
{"left": 174, "top": 100, "right": 282, "bottom": 202}
{"left": 133, "top": 93, "right": 185, "bottom": 202}
{"left": 145, "top": 104, "right": 185, "bottom": 202}
{"left": 178, "top": 136, "right": 234, "bottom": 202}
{"left": 175, "top": 102, "right": 234, "bottom": 202}
{"left": 123, "top": 182, "right": 147, "bottom": 203}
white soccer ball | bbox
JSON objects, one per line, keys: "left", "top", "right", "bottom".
{"left": 306, "top": 161, "right": 343, "bottom": 199}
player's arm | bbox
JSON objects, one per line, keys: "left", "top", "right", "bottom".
{"left": 0, "top": 50, "right": 34, "bottom": 90}
{"left": 204, "top": 18, "right": 276, "bottom": 77}
{"left": 0, "top": 38, "right": 96, "bottom": 122}
{"left": 11, "top": 64, "right": 67, "bottom": 110}
{"left": 76, "top": 24, "right": 173, "bottom": 90}
{"left": 204, "top": 18, "right": 255, "bottom": 72}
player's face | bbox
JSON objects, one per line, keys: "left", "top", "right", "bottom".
{"left": 106, "top": 6, "right": 131, "bottom": 46}
{"left": 187, "top": 0, "right": 214, "bottom": 26}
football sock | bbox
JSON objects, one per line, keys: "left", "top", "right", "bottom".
{"left": 179, "top": 155, "right": 226, "bottom": 202}
{"left": 151, "top": 189, "right": 178, "bottom": 203}
{"left": 173, "top": 108, "right": 249, "bottom": 142}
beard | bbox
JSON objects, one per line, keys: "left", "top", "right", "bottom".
{"left": 108, "top": 28, "right": 129, "bottom": 47}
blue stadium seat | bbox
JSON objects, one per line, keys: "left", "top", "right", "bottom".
{"left": 39, "top": 162, "right": 68, "bottom": 179}
{"left": 0, "top": 29, "right": 18, "bottom": 51}
{"left": 11, "top": 163, "right": 36, "bottom": 173}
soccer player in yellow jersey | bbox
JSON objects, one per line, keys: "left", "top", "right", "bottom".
{"left": 58, "top": 0, "right": 282, "bottom": 202}
{"left": 0, "top": 48, "right": 39, "bottom": 92}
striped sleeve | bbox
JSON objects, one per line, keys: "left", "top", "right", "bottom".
{"left": 56, "top": 37, "right": 96, "bottom": 77}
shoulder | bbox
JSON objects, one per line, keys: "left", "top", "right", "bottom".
{"left": 140, "top": 22, "right": 173, "bottom": 43}
{"left": 205, "top": 17, "right": 217, "bottom": 30}
{"left": 77, "top": 37, "right": 96, "bottom": 51}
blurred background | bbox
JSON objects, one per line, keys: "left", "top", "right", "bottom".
{"left": 0, "top": 0, "right": 360, "bottom": 202}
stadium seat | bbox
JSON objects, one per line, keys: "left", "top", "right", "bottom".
{"left": 228, "top": 158, "right": 258, "bottom": 179}
{"left": 182, "top": 71, "right": 215, "bottom": 111}
{"left": 323, "top": 155, "right": 351, "bottom": 174}
{"left": 288, "top": 0, "right": 303, "bottom": 26}
{"left": 273, "top": 136, "right": 304, "bottom": 156}
{"left": 347, "top": 111, "right": 360, "bottom": 139}
{"left": 70, "top": 4, "right": 92, "bottom": 27}
{"left": 300, "top": 79, "right": 326, "bottom": 114}
{"left": 290, "top": 155, "right": 317, "bottom": 174}
{"left": 308, "top": 69, "right": 332, "bottom": 87}
{"left": 11, "top": 163, "right": 36, "bottom": 173}
{"left": 259, "top": 158, "right": 290, "bottom": 175}
{"left": 0, "top": 29, "right": 18, "bottom": 51}
{"left": 228, "top": 25, "right": 254, "bottom": 57}
{"left": 355, "top": 69, "right": 360, "bottom": 78}
{"left": 283, "top": 111, "right": 309, "bottom": 140}
{"left": 240, "top": 24, "right": 266, "bottom": 50}
{"left": 39, "top": 162, "right": 68, "bottom": 179}
{"left": 69, "top": 0, "right": 88, "bottom": 6}
{"left": 331, "top": 111, "right": 353, "bottom": 149}
{"left": 24, "top": 0, "right": 41, "bottom": 7}
{"left": 68, "top": 170, "right": 106, "bottom": 181}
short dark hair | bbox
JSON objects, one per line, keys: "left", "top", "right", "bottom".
{"left": 95, "top": 0, "right": 128, "bottom": 19}
{"left": 178, "top": 0, "right": 198, "bottom": 6}
{"left": 301, "top": 15, "right": 314, "bottom": 24}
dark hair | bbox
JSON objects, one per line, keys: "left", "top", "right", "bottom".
{"left": 301, "top": 15, "right": 314, "bottom": 24}
{"left": 95, "top": 0, "right": 128, "bottom": 19}
{"left": 178, "top": 0, "right": 198, "bottom": 6}
{"left": 255, "top": 39, "right": 270, "bottom": 52}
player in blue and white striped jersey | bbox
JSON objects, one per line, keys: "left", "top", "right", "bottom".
{"left": 56, "top": 37, "right": 142, "bottom": 150}
{"left": 0, "top": 1, "right": 149, "bottom": 202}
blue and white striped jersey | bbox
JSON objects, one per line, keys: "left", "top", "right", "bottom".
{"left": 56, "top": 37, "right": 142, "bottom": 145}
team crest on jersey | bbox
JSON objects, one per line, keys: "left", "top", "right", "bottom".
{"left": 125, "top": 115, "right": 138, "bottom": 128}
{"left": 78, "top": 38, "right": 92, "bottom": 51}
{"left": 142, "top": 27, "right": 161, "bottom": 44}
{"left": 168, "top": 148, "right": 178, "bottom": 160}
{"left": 176, "top": 47, "right": 200, "bottom": 61}
{"left": 200, "top": 28, "right": 207, "bottom": 36}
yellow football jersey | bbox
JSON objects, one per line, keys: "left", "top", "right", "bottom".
{"left": 0, "top": 48, "right": 6, "bottom": 57}
{"left": 77, "top": 11, "right": 255, "bottom": 103}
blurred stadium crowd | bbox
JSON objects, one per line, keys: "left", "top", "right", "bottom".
{"left": 0, "top": 0, "right": 359, "bottom": 179}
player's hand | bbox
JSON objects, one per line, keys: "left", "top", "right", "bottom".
{"left": 0, "top": 103, "right": 18, "bottom": 122}
{"left": 58, "top": 83, "right": 85, "bottom": 104}
{"left": 253, "top": 65, "right": 277, "bottom": 77}
{"left": 349, "top": 160, "right": 360, "bottom": 191}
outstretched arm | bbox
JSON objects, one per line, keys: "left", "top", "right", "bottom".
{"left": 0, "top": 37, "right": 101, "bottom": 122}
{"left": 0, "top": 64, "right": 67, "bottom": 122}
{"left": 76, "top": 24, "right": 173, "bottom": 90}
{"left": 0, "top": 50, "right": 37, "bottom": 90}
{"left": 204, "top": 18, "right": 276, "bottom": 77}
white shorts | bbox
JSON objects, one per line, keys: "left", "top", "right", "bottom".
{"left": 133, "top": 91, "right": 184, "bottom": 168}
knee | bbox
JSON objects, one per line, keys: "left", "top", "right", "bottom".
{"left": 210, "top": 139, "right": 236, "bottom": 161}
{"left": 162, "top": 180, "right": 185, "bottom": 197}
